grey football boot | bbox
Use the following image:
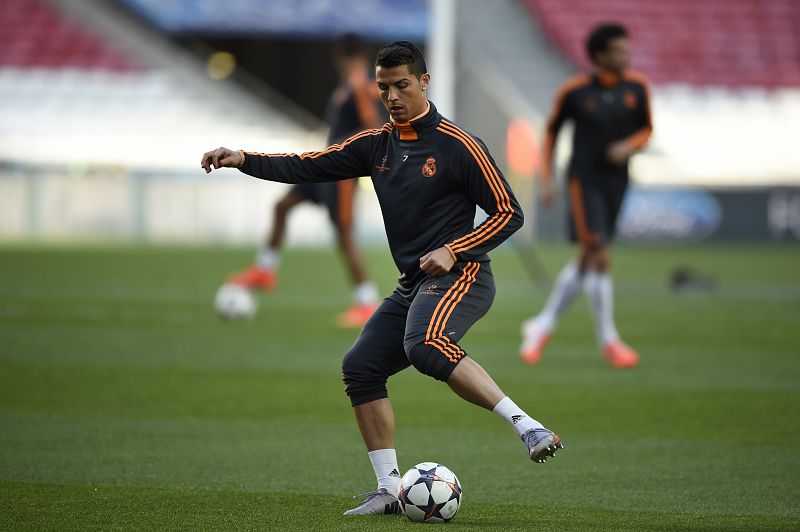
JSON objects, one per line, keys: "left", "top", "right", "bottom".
{"left": 522, "top": 427, "right": 563, "bottom": 463}
{"left": 343, "top": 488, "right": 402, "bottom": 516}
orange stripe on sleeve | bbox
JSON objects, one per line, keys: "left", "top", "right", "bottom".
{"left": 439, "top": 121, "right": 510, "bottom": 212}
{"left": 436, "top": 122, "right": 515, "bottom": 254}
{"left": 434, "top": 128, "right": 509, "bottom": 250}
{"left": 298, "top": 125, "right": 389, "bottom": 160}
{"left": 541, "top": 74, "right": 590, "bottom": 182}
{"left": 242, "top": 125, "right": 391, "bottom": 160}
{"left": 447, "top": 213, "right": 512, "bottom": 254}
{"left": 540, "top": 129, "right": 557, "bottom": 182}
{"left": 623, "top": 69, "right": 650, "bottom": 86}
{"left": 623, "top": 70, "right": 653, "bottom": 151}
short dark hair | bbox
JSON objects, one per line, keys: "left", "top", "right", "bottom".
{"left": 334, "top": 32, "right": 366, "bottom": 59}
{"left": 586, "top": 23, "right": 628, "bottom": 63}
{"left": 375, "top": 40, "right": 427, "bottom": 79}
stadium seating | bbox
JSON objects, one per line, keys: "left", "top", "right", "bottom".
{"left": 525, "top": 0, "right": 800, "bottom": 88}
{"left": 0, "top": 0, "right": 318, "bottom": 169}
{"left": 0, "top": 0, "right": 333, "bottom": 244}
{"left": 0, "top": 0, "right": 140, "bottom": 71}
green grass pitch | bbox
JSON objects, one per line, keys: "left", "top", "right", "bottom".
{"left": 1, "top": 243, "right": 798, "bottom": 530}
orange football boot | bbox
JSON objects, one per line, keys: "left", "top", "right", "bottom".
{"left": 520, "top": 318, "right": 551, "bottom": 365}
{"left": 337, "top": 302, "right": 378, "bottom": 328}
{"left": 603, "top": 340, "right": 639, "bottom": 369}
{"left": 228, "top": 266, "right": 277, "bottom": 291}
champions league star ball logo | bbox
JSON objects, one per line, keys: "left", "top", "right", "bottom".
{"left": 422, "top": 156, "right": 437, "bottom": 177}
{"left": 398, "top": 462, "right": 462, "bottom": 523}
{"left": 376, "top": 155, "right": 390, "bottom": 172}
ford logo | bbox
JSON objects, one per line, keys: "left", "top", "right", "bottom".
{"left": 619, "top": 187, "right": 721, "bottom": 241}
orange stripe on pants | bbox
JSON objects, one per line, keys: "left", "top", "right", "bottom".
{"left": 424, "top": 263, "right": 480, "bottom": 364}
{"left": 569, "top": 180, "right": 597, "bottom": 247}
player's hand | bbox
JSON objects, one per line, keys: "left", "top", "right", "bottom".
{"left": 201, "top": 147, "right": 244, "bottom": 173}
{"left": 539, "top": 180, "right": 556, "bottom": 208}
{"left": 420, "top": 247, "right": 456, "bottom": 277}
{"left": 607, "top": 141, "right": 632, "bottom": 166}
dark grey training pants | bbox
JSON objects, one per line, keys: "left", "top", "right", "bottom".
{"left": 342, "top": 261, "right": 495, "bottom": 407}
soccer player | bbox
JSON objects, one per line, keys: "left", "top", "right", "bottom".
{"left": 202, "top": 41, "right": 563, "bottom": 516}
{"left": 226, "top": 33, "right": 385, "bottom": 328}
{"left": 520, "top": 23, "right": 652, "bottom": 369}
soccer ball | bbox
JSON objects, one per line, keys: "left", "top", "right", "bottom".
{"left": 214, "top": 283, "right": 257, "bottom": 320}
{"left": 398, "top": 462, "right": 462, "bottom": 523}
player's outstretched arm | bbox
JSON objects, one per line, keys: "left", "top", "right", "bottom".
{"left": 201, "top": 128, "right": 382, "bottom": 184}
{"left": 201, "top": 147, "right": 244, "bottom": 173}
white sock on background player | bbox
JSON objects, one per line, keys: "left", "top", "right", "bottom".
{"left": 368, "top": 448, "right": 401, "bottom": 495}
{"left": 255, "top": 246, "right": 280, "bottom": 271}
{"left": 535, "top": 260, "right": 582, "bottom": 331}
{"left": 583, "top": 269, "right": 620, "bottom": 346}
{"left": 493, "top": 396, "right": 544, "bottom": 437}
{"left": 354, "top": 282, "right": 379, "bottom": 306}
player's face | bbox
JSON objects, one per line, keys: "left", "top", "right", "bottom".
{"left": 375, "top": 64, "right": 430, "bottom": 122}
{"left": 597, "top": 37, "right": 630, "bottom": 74}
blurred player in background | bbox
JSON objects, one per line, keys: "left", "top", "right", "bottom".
{"left": 227, "top": 33, "right": 386, "bottom": 328}
{"left": 203, "top": 40, "right": 563, "bottom": 517}
{"left": 520, "top": 23, "right": 652, "bottom": 369}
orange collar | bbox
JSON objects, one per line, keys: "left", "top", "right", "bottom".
{"left": 391, "top": 101, "right": 431, "bottom": 141}
{"left": 595, "top": 69, "right": 622, "bottom": 87}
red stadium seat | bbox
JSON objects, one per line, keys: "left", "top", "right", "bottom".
{"left": 0, "top": 0, "right": 141, "bottom": 71}
{"left": 524, "top": 0, "right": 800, "bottom": 88}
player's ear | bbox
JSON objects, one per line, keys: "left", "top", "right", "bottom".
{"left": 421, "top": 73, "right": 431, "bottom": 92}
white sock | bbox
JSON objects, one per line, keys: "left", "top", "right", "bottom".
{"left": 583, "top": 269, "right": 620, "bottom": 347}
{"left": 354, "top": 282, "right": 379, "bottom": 305}
{"left": 368, "top": 449, "right": 401, "bottom": 495}
{"left": 255, "top": 246, "right": 279, "bottom": 271}
{"left": 492, "top": 396, "right": 543, "bottom": 437}
{"left": 536, "top": 260, "right": 582, "bottom": 331}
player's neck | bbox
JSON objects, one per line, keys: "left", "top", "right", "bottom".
{"left": 391, "top": 101, "right": 434, "bottom": 141}
{"left": 594, "top": 68, "right": 623, "bottom": 87}
{"left": 391, "top": 101, "right": 431, "bottom": 126}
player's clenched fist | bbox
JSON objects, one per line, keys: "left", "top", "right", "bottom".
{"left": 419, "top": 246, "right": 456, "bottom": 277}
{"left": 201, "top": 147, "right": 244, "bottom": 173}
